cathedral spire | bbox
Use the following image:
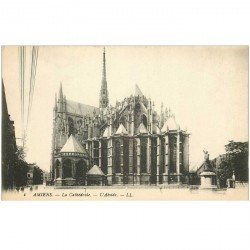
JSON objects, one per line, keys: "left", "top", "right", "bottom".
{"left": 59, "top": 82, "right": 63, "bottom": 101}
{"left": 102, "top": 47, "right": 106, "bottom": 81}
{"left": 58, "top": 82, "right": 64, "bottom": 112}
{"left": 99, "top": 47, "right": 109, "bottom": 109}
{"left": 54, "top": 93, "right": 57, "bottom": 110}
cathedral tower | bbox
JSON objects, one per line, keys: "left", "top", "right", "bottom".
{"left": 99, "top": 48, "right": 109, "bottom": 109}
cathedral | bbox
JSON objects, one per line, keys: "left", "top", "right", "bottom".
{"left": 51, "top": 49, "right": 190, "bottom": 186}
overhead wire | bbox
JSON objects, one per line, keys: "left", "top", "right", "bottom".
{"left": 26, "top": 47, "right": 35, "bottom": 132}
{"left": 26, "top": 46, "right": 38, "bottom": 133}
{"left": 18, "top": 46, "right": 39, "bottom": 149}
{"left": 26, "top": 46, "right": 39, "bottom": 132}
{"left": 22, "top": 46, "right": 26, "bottom": 145}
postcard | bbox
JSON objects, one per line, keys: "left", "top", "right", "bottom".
{"left": 1, "top": 46, "right": 248, "bottom": 200}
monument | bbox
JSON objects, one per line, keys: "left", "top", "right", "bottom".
{"left": 199, "top": 149, "right": 217, "bottom": 188}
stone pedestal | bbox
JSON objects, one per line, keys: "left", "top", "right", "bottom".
{"left": 200, "top": 171, "right": 216, "bottom": 188}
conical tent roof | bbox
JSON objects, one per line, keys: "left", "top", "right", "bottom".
{"left": 87, "top": 165, "right": 105, "bottom": 176}
{"left": 115, "top": 123, "right": 128, "bottom": 135}
{"left": 60, "top": 134, "right": 86, "bottom": 154}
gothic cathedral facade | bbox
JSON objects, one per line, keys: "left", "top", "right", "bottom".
{"left": 51, "top": 49, "right": 190, "bottom": 186}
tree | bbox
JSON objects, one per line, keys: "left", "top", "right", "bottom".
{"left": 16, "top": 145, "right": 26, "bottom": 161}
{"left": 216, "top": 160, "right": 233, "bottom": 187}
{"left": 213, "top": 141, "right": 248, "bottom": 187}
{"left": 13, "top": 146, "right": 29, "bottom": 187}
{"left": 225, "top": 141, "right": 248, "bottom": 182}
{"left": 33, "top": 165, "right": 44, "bottom": 185}
{"left": 14, "top": 159, "right": 29, "bottom": 187}
{"left": 9, "top": 146, "right": 29, "bottom": 187}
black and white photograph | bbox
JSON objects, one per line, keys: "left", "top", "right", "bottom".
{"left": 1, "top": 46, "right": 248, "bottom": 200}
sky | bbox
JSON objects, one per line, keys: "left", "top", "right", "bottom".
{"left": 2, "top": 46, "right": 248, "bottom": 172}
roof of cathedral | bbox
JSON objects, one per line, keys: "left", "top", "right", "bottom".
{"left": 161, "top": 116, "right": 179, "bottom": 132}
{"left": 137, "top": 122, "right": 148, "bottom": 134}
{"left": 135, "top": 84, "right": 144, "bottom": 97}
{"left": 60, "top": 134, "right": 86, "bottom": 154}
{"left": 87, "top": 165, "right": 105, "bottom": 176}
{"left": 66, "top": 99, "right": 99, "bottom": 116}
{"left": 115, "top": 123, "right": 128, "bottom": 135}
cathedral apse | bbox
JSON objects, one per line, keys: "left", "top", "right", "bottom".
{"left": 51, "top": 49, "right": 190, "bottom": 186}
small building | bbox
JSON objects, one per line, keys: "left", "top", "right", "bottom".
{"left": 200, "top": 171, "right": 217, "bottom": 188}
{"left": 87, "top": 165, "right": 105, "bottom": 186}
{"left": 54, "top": 134, "right": 89, "bottom": 186}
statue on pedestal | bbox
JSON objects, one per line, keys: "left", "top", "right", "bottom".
{"left": 200, "top": 149, "right": 217, "bottom": 188}
{"left": 203, "top": 149, "right": 213, "bottom": 171}
{"left": 203, "top": 149, "right": 209, "bottom": 161}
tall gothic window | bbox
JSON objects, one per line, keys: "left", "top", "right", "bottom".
{"left": 101, "top": 140, "right": 108, "bottom": 174}
{"left": 120, "top": 116, "right": 126, "bottom": 129}
{"left": 134, "top": 103, "right": 141, "bottom": 128}
{"left": 151, "top": 138, "right": 157, "bottom": 176}
{"left": 123, "top": 138, "right": 129, "bottom": 175}
{"left": 129, "top": 139, "right": 133, "bottom": 167}
{"left": 179, "top": 134, "right": 183, "bottom": 172}
{"left": 55, "top": 159, "right": 61, "bottom": 178}
{"left": 93, "top": 141, "right": 99, "bottom": 166}
{"left": 140, "top": 138, "right": 147, "bottom": 173}
{"left": 142, "top": 114, "right": 147, "bottom": 128}
{"left": 63, "top": 159, "right": 72, "bottom": 178}
{"left": 169, "top": 135, "right": 177, "bottom": 173}
{"left": 133, "top": 139, "right": 137, "bottom": 174}
{"left": 161, "top": 138, "right": 165, "bottom": 174}
{"left": 68, "top": 117, "right": 75, "bottom": 136}
{"left": 114, "top": 139, "right": 121, "bottom": 173}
